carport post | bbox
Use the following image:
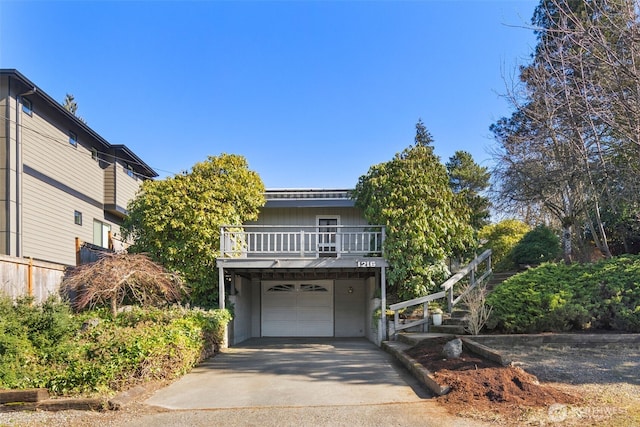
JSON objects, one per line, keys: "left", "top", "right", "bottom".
{"left": 218, "top": 266, "right": 228, "bottom": 348}
{"left": 218, "top": 266, "right": 225, "bottom": 310}
{"left": 381, "top": 266, "right": 387, "bottom": 341}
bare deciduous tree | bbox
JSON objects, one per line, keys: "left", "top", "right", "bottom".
{"left": 492, "top": 0, "right": 640, "bottom": 261}
{"left": 62, "top": 253, "right": 186, "bottom": 317}
{"left": 461, "top": 281, "right": 493, "bottom": 336}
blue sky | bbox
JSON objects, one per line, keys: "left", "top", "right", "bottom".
{"left": 1, "top": 0, "right": 538, "bottom": 188}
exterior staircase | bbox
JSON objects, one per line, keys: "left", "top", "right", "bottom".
{"left": 428, "top": 271, "right": 517, "bottom": 335}
{"left": 486, "top": 271, "right": 516, "bottom": 291}
{"left": 388, "top": 250, "right": 493, "bottom": 338}
{"left": 430, "top": 306, "right": 468, "bottom": 335}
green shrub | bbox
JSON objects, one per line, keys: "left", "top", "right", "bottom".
{"left": 478, "top": 219, "right": 530, "bottom": 272}
{"left": 0, "top": 296, "right": 231, "bottom": 395}
{"left": 510, "top": 225, "right": 561, "bottom": 266}
{"left": 487, "top": 255, "right": 640, "bottom": 333}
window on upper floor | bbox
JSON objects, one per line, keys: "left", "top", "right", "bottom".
{"left": 69, "top": 131, "right": 77, "bottom": 147}
{"left": 91, "top": 147, "right": 98, "bottom": 161}
{"left": 125, "top": 164, "right": 135, "bottom": 178}
{"left": 74, "top": 210, "right": 82, "bottom": 226}
{"left": 22, "top": 98, "right": 32, "bottom": 116}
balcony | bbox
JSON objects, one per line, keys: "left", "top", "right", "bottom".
{"left": 220, "top": 225, "right": 384, "bottom": 259}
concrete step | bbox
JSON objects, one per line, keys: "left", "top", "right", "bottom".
{"left": 430, "top": 324, "right": 465, "bottom": 334}
{"left": 395, "top": 332, "right": 454, "bottom": 346}
{"left": 442, "top": 316, "right": 466, "bottom": 326}
{"left": 486, "top": 271, "right": 518, "bottom": 290}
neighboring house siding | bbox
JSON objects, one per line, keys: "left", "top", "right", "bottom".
{"left": 18, "top": 101, "right": 121, "bottom": 265}
{"left": 104, "top": 164, "right": 115, "bottom": 206}
{"left": 22, "top": 173, "right": 121, "bottom": 265}
{"left": 251, "top": 207, "right": 368, "bottom": 227}
{"left": 0, "top": 78, "right": 17, "bottom": 255}
{"left": 20, "top": 102, "right": 104, "bottom": 204}
{"left": 104, "top": 161, "right": 140, "bottom": 213}
{"left": 114, "top": 160, "right": 141, "bottom": 209}
{"left": 0, "top": 70, "right": 155, "bottom": 266}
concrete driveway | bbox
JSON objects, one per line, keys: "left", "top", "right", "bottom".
{"left": 145, "top": 338, "right": 430, "bottom": 409}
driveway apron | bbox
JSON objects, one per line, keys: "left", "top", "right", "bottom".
{"left": 145, "top": 338, "right": 429, "bottom": 409}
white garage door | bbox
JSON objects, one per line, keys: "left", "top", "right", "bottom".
{"left": 262, "top": 280, "right": 334, "bottom": 337}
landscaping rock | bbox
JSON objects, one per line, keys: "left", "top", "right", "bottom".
{"left": 442, "top": 338, "right": 463, "bottom": 359}
{"left": 80, "top": 318, "right": 100, "bottom": 331}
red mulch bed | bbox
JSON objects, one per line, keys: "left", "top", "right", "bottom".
{"left": 405, "top": 337, "right": 582, "bottom": 418}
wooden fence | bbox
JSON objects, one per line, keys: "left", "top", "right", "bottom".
{"left": 75, "top": 237, "right": 114, "bottom": 265}
{"left": 0, "top": 236, "right": 117, "bottom": 304}
{"left": 0, "top": 254, "right": 66, "bottom": 304}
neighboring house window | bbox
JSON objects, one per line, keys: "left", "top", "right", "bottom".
{"left": 74, "top": 211, "right": 82, "bottom": 225}
{"left": 22, "top": 98, "right": 32, "bottom": 116}
{"left": 125, "top": 164, "right": 135, "bottom": 178}
{"left": 93, "top": 220, "right": 111, "bottom": 249}
{"left": 69, "top": 131, "right": 77, "bottom": 147}
{"left": 91, "top": 147, "right": 98, "bottom": 161}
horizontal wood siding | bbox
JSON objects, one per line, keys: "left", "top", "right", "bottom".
{"left": 22, "top": 171, "right": 122, "bottom": 265}
{"left": 0, "top": 77, "right": 14, "bottom": 255}
{"left": 104, "top": 164, "right": 115, "bottom": 205}
{"left": 21, "top": 106, "right": 104, "bottom": 203}
{"left": 114, "top": 160, "right": 141, "bottom": 209}
{"left": 18, "top": 98, "right": 119, "bottom": 265}
{"left": 250, "top": 207, "right": 369, "bottom": 227}
{"left": 104, "top": 162, "right": 142, "bottom": 211}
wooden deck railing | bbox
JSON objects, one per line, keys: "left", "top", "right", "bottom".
{"left": 220, "top": 225, "right": 384, "bottom": 258}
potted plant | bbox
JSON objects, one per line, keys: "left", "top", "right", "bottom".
{"left": 431, "top": 307, "right": 443, "bottom": 326}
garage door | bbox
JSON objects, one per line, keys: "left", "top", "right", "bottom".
{"left": 262, "top": 280, "right": 333, "bottom": 337}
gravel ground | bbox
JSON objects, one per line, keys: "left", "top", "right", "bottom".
{"left": 470, "top": 343, "right": 640, "bottom": 426}
{"left": 2, "top": 343, "right": 639, "bottom": 426}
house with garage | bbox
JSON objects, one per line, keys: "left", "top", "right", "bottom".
{"left": 216, "top": 189, "right": 388, "bottom": 346}
{"left": 0, "top": 69, "right": 157, "bottom": 267}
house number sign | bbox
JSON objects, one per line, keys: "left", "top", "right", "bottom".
{"left": 356, "top": 260, "right": 376, "bottom": 268}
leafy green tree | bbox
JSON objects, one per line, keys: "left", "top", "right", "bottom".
{"left": 446, "top": 150, "right": 491, "bottom": 231}
{"left": 122, "top": 154, "right": 265, "bottom": 307}
{"left": 478, "top": 219, "right": 530, "bottom": 272}
{"left": 353, "top": 120, "right": 474, "bottom": 300}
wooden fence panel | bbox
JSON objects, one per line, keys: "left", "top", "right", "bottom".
{"left": 0, "top": 255, "right": 66, "bottom": 304}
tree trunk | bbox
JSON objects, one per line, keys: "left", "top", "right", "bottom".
{"left": 111, "top": 297, "right": 118, "bottom": 318}
{"left": 562, "top": 224, "right": 572, "bottom": 264}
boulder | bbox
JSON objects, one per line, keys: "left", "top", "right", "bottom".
{"left": 442, "top": 338, "right": 463, "bottom": 359}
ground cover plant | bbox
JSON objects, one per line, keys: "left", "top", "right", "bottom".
{"left": 0, "top": 295, "right": 230, "bottom": 395}
{"left": 486, "top": 254, "right": 640, "bottom": 333}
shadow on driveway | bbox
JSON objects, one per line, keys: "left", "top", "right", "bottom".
{"left": 145, "top": 338, "right": 430, "bottom": 409}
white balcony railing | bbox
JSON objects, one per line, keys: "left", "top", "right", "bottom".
{"left": 220, "top": 225, "right": 384, "bottom": 258}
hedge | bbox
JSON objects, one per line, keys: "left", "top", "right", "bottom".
{"left": 486, "top": 255, "right": 640, "bottom": 333}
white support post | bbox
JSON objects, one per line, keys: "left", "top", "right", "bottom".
{"left": 220, "top": 227, "right": 225, "bottom": 256}
{"left": 423, "top": 302, "right": 429, "bottom": 332}
{"left": 380, "top": 266, "right": 387, "bottom": 342}
{"left": 218, "top": 266, "right": 225, "bottom": 310}
{"left": 218, "top": 265, "right": 228, "bottom": 348}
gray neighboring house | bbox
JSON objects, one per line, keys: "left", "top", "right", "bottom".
{"left": 217, "top": 189, "right": 388, "bottom": 346}
{"left": 0, "top": 69, "right": 157, "bottom": 267}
